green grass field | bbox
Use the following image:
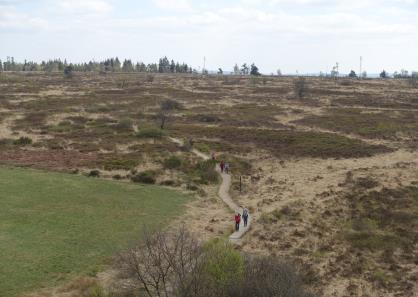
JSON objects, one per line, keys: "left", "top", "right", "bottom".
{"left": 0, "top": 167, "right": 191, "bottom": 297}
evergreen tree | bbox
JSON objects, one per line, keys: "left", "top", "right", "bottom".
{"left": 348, "top": 70, "right": 357, "bottom": 78}
{"left": 122, "top": 59, "right": 134, "bottom": 72}
{"left": 0, "top": 60, "right": 3, "bottom": 72}
{"left": 114, "top": 57, "right": 121, "bottom": 71}
{"left": 170, "top": 60, "right": 176, "bottom": 73}
{"left": 250, "top": 63, "right": 261, "bottom": 76}
{"left": 241, "top": 63, "right": 249, "bottom": 75}
{"left": 380, "top": 70, "right": 388, "bottom": 78}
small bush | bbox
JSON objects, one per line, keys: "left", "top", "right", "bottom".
{"left": 137, "top": 127, "right": 165, "bottom": 139}
{"left": 187, "top": 159, "right": 219, "bottom": 184}
{"left": 145, "top": 74, "right": 154, "bottom": 83}
{"left": 229, "top": 255, "right": 315, "bottom": 297}
{"left": 199, "top": 167, "right": 219, "bottom": 184}
{"left": 0, "top": 138, "right": 13, "bottom": 147}
{"left": 294, "top": 77, "right": 307, "bottom": 98}
{"left": 160, "top": 99, "right": 183, "bottom": 111}
{"left": 160, "top": 180, "right": 176, "bottom": 186}
{"left": 355, "top": 177, "right": 379, "bottom": 189}
{"left": 131, "top": 170, "right": 157, "bottom": 184}
{"left": 202, "top": 239, "right": 245, "bottom": 292}
{"left": 163, "top": 155, "right": 182, "bottom": 169}
{"left": 371, "top": 269, "right": 391, "bottom": 287}
{"left": 115, "top": 119, "right": 133, "bottom": 132}
{"left": 13, "top": 136, "right": 32, "bottom": 146}
{"left": 88, "top": 170, "right": 101, "bottom": 178}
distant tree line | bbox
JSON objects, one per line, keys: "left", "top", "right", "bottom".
{"left": 233, "top": 63, "right": 261, "bottom": 76}
{"left": 0, "top": 56, "right": 194, "bottom": 73}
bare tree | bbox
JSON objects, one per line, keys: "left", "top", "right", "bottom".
{"left": 294, "top": 77, "right": 307, "bottom": 98}
{"left": 116, "top": 226, "right": 204, "bottom": 297}
{"left": 117, "top": 227, "right": 314, "bottom": 297}
{"left": 158, "top": 99, "right": 182, "bottom": 130}
{"left": 227, "top": 255, "right": 316, "bottom": 297}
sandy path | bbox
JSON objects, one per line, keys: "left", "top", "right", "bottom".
{"left": 169, "top": 137, "right": 251, "bottom": 242}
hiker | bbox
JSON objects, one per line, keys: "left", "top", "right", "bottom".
{"left": 225, "top": 162, "right": 230, "bottom": 174}
{"left": 242, "top": 208, "right": 249, "bottom": 227}
{"left": 211, "top": 152, "right": 216, "bottom": 161}
{"left": 234, "top": 213, "right": 241, "bottom": 231}
{"left": 220, "top": 160, "right": 225, "bottom": 173}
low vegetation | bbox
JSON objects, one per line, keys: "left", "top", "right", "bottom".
{"left": 131, "top": 170, "right": 158, "bottom": 184}
{"left": 116, "top": 226, "right": 315, "bottom": 297}
{"left": 344, "top": 186, "right": 417, "bottom": 252}
{"left": 137, "top": 127, "right": 166, "bottom": 139}
{"left": 172, "top": 125, "right": 390, "bottom": 158}
{"left": 296, "top": 108, "right": 418, "bottom": 139}
{"left": 0, "top": 166, "right": 190, "bottom": 297}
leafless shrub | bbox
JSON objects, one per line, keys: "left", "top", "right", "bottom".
{"left": 408, "top": 75, "right": 417, "bottom": 88}
{"left": 116, "top": 227, "right": 313, "bottom": 297}
{"left": 228, "top": 255, "right": 316, "bottom": 297}
{"left": 145, "top": 74, "right": 155, "bottom": 83}
{"left": 116, "top": 226, "right": 205, "bottom": 297}
{"left": 158, "top": 99, "right": 183, "bottom": 129}
{"left": 294, "top": 77, "right": 307, "bottom": 98}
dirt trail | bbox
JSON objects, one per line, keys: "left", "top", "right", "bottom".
{"left": 275, "top": 113, "right": 397, "bottom": 148}
{"left": 169, "top": 137, "right": 251, "bottom": 242}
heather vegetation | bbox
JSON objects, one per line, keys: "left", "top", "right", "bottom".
{"left": 1, "top": 71, "right": 417, "bottom": 297}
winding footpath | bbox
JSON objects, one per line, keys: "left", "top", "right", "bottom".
{"left": 169, "top": 137, "right": 251, "bottom": 242}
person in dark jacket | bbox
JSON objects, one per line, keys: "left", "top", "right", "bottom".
{"left": 242, "top": 208, "right": 249, "bottom": 227}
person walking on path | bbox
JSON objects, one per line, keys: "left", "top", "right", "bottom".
{"left": 234, "top": 213, "right": 241, "bottom": 231}
{"left": 225, "top": 162, "right": 230, "bottom": 174}
{"left": 220, "top": 160, "right": 225, "bottom": 173}
{"left": 211, "top": 152, "right": 216, "bottom": 161}
{"left": 242, "top": 208, "right": 249, "bottom": 227}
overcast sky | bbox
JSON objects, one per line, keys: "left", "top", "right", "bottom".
{"left": 1, "top": 0, "right": 417, "bottom": 74}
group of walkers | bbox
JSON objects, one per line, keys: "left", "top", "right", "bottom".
{"left": 211, "top": 152, "right": 250, "bottom": 233}
{"left": 234, "top": 208, "right": 249, "bottom": 231}
{"left": 219, "top": 160, "right": 230, "bottom": 174}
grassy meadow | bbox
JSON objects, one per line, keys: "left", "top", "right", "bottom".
{"left": 0, "top": 166, "right": 191, "bottom": 297}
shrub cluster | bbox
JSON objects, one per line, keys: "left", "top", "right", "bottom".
{"left": 13, "top": 136, "right": 32, "bottom": 146}
{"left": 103, "top": 159, "right": 138, "bottom": 171}
{"left": 117, "top": 227, "right": 315, "bottom": 297}
{"left": 131, "top": 170, "right": 157, "bottom": 184}
{"left": 137, "top": 127, "right": 165, "bottom": 139}
{"left": 163, "top": 155, "right": 182, "bottom": 169}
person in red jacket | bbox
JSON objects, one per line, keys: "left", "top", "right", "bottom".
{"left": 234, "top": 213, "right": 241, "bottom": 231}
{"left": 220, "top": 160, "right": 225, "bottom": 173}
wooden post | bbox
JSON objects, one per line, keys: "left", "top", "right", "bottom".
{"left": 240, "top": 176, "right": 242, "bottom": 193}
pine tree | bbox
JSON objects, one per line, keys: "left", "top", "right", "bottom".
{"left": 170, "top": 60, "right": 176, "bottom": 73}
{"left": 0, "top": 60, "right": 3, "bottom": 72}
{"left": 250, "top": 63, "right": 261, "bottom": 76}
{"left": 233, "top": 64, "right": 240, "bottom": 75}
{"left": 348, "top": 70, "right": 357, "bottom": 78}
{"left": 114, "top": 57, "right": 121, "bottom": 71}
